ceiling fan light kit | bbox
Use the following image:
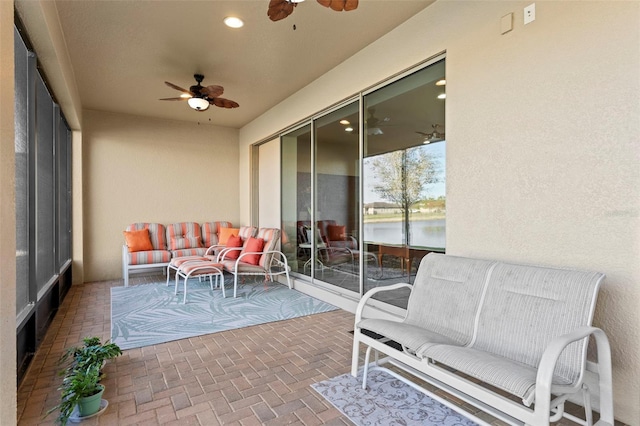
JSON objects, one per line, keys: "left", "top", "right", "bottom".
{"left": 187, "top": 97, "right": 210, "bottom": 111}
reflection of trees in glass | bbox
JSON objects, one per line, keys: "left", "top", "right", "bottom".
{"left": 370, "top": 146, "right": 439, "bottom": 245}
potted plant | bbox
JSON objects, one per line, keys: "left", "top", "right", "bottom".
{"left": 46, "top": 337, "right": 122, "bottom": 425}
{"left": 48, "top": 364, "right": 104, "bottom": 424}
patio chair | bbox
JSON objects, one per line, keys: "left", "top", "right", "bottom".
{"left": 166, "top": 225, "right": 257, "bottom": 285}
{"left": 218, "top": 227, "right": 292, "bottom": 298}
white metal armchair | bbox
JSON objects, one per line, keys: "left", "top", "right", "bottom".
{"left": 217, "top": 227, "right": 292, "bottom": 297}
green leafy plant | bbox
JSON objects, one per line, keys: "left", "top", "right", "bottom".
{"left": 46, "top": 337, "right": 122, "bottom": 425}
{"left": 58, "top": 336, "right": 122, "bottom": 377}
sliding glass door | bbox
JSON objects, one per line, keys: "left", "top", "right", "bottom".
{"left": 280, "top": 56, "right": 445, "bottom": 308}
{"left": 281, "top": 124, "right": 312, "bottom": 277}
{"left": 313, "top": 102, "right": 360, "bottom": 293}
{"left": 363, "top": 59, "right": 446, "bottom": 307}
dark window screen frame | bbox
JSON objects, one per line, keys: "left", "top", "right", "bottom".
{"left": 14, "top": 23, "right": 73, "bottom": 324}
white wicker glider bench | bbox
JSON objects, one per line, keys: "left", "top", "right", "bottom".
{"left": 351, "top": 253, "right": 614, "bottom": 426}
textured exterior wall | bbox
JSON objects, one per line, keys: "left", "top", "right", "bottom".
{"left": 239, "top": 2, "right": 640, "bottom": 423}
{"left": 83, "top": 110, "right": 240, "bottom": 281}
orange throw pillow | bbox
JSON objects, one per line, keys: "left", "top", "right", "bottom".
{"left": 218, "top": 227, "right": 239, "bottom": 245}
{"left": 327, "top": 224, "right": 346, "bottom": 241}
{"left": 224, "top": 235, "right": 244, "bottom": 260}
{"left": 241, "top": 237, "right": 265, "bottom": 265}
{"left": 123, "top": 229, "right": 153, "bottom": 252}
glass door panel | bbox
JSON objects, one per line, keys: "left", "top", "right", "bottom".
{"left": 363, "top": 59, "right": 446, "bottom": 308}
{"left": 313, "top": 102, "right": 360, "bottom": 292}
{"left": 281, "top": 124, "right": 312, "bottom": 277}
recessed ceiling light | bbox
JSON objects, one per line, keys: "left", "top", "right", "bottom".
{"left": 345, "top": 127, "right": 353, "bottom": 132}
{"left": 436, "top": 79, "right": 446, "bottom": 86}
{"left": 224, "top": 16, "right": 244, "bottom": 28}
{"left": 437, "top": 93, "right": 446, "bottom": 99}
{"left": 339, "top": 120, "right": 350, "bottom": 125}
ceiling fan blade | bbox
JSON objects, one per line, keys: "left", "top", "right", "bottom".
{"left": 164, "top": 81, "right": 194, "bottom": 96}
{"left": 201, "top": 85, "right": 224, "bottom": 98}
{"left": 210, "top": 97, "right": 240, "bottom": 108}
{"left": 159, "top": 97, "right": 190, "bottom": 101}
{"left": 268, "top": 0, "right": 295, "bottom": 21}
{"left": 317, "top": 0, "right": 358, "bottom": 12}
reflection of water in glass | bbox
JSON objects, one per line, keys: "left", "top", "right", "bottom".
{"left": 364, "top": 219, "right": 445, "bottom": 249}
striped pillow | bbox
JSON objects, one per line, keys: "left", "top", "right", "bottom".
{"left": 170, "top": 236, "right": 202, "bottom": 250}
{"left": 166, "top": 222, "right": 202, "bottom": 249}
{"left": 201, "top": 221, "right": 233, "bottom": 247}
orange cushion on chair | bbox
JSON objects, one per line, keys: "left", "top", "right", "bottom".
{"left": 224, "top": 235, "right": 244, "bottom": 260}
{"left": 327, "top": 224, "right": 346, "bottom": 241}
{"left": 241, "top": 237, "right": 265, "bottom": 265}
{"left": 218, "top": 227, "right": 239, "bottom": 245}
{"left": 123, "top": 229, "right": 153, "bottom": 252}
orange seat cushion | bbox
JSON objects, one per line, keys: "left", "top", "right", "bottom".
{"left": 123, "top": 229, "right": 154, "bottom": 252}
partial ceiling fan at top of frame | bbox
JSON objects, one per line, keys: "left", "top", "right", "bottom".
{"left": 268, "top": 0, "right": 358, "bottom": 22}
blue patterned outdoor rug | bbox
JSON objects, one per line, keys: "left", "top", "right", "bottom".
{"left": 111, "top": 280, "right": 338, "bottom": 350}
{"left": 312, "top": 368, "right": 486, "bottom": 426}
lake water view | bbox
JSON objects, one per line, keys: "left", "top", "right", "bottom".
{"left": 364, "top": 219, "right": 445, "bottom": 249}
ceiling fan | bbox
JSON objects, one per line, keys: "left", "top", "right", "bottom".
{"left": 159, "top": 74, "right": 239, "bottom": 112}
{"left": 268, "top": 0, "right": 358, "bottom": 22}
{"left": 417, "top": 124, "right": 445, "bottom": 144}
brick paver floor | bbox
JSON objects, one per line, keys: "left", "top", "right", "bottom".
{"left": 16, "top": 275, "right": 622, "bottom": 425}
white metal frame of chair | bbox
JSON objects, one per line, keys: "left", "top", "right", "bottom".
{"left": 220, "top": 249, "right": 292, "bottom": 298}
{"left": 174, "top": 261, "right": 225, "bottom": 304}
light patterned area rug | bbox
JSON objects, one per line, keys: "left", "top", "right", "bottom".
{"left": 312, "top": 368, "right": 485, "bottom": 426}
{"left": 111, "top": 279, "right": 338, "bottom": 350}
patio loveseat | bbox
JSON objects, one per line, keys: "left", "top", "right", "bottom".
{"left": 122, "top": 221, "right": 234, "bottom": 286}
{"left": 351, "top": 253, "right": 614, "bottom": 426}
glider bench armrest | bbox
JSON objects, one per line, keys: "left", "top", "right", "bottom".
{"left": 355, "top": 282, "right": 412, "bottom": 324}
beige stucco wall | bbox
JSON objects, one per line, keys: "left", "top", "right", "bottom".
{"left": 0, "top": 2, "right": 17, "bottom": 424}
{"left": 82, "top": 110, "right": 240, "bottom": 282}
{"left": 239, "top": 1, "right": 640, "bottom": 423}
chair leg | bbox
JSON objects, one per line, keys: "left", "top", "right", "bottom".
{"left": 166, "top": 265, "right": 174, "bottom": 286}
{"left": 234, "top": 274, "right": 239, "bottom": 298}
{"left": 174, "top": 273, "right": 180, "bottom": 295}
{"left": 285, "top": 269, "right": 292, "bottom": 289}
{"left": 183, "top": 274, "right": 189, "bottom": 304}
{"left": 351, "top": 330, "right": 361, "bottom": 377}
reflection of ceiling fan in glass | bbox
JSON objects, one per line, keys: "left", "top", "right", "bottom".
{"left": 366, "top": 108, "right": 390, "bottom": 136}
{"left": 416, "top": 124, "right": 445, "bottom": 144}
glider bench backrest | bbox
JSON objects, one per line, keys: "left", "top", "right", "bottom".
{"left": 352, "top": 253, "right": 613, "bottom": 426}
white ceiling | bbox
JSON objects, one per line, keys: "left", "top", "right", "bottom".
{"left": 50, "top": 0, "right": 434, "bottom": 128}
